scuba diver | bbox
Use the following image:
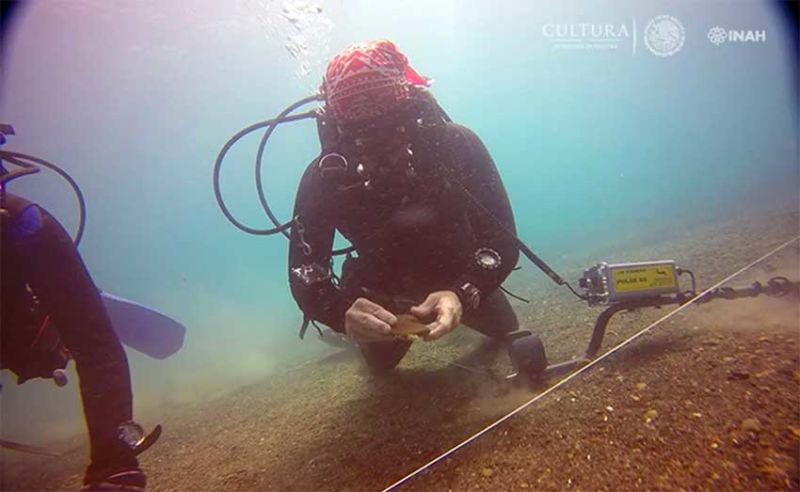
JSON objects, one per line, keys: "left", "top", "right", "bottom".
{"left": 0, "top": 127, "right": 182, "bottom": 490}
{"left": 217, "top": 40, "right": 800, "bottom": 381}
{"left": 1, "top": 191, "right": 148, "bottom": 490}
{"left": 287, "top": 40, "right": 522, "bottom": 372}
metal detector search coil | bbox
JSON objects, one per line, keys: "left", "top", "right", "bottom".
{"left": 580, "top": 260, "right": 680, "bottom": 305}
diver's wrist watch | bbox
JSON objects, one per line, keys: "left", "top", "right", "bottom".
{"left": 117, "top": 421, "right": 146, "bottom": 449}
{"left": 453, "top": 282, "right": 481, "bottom": 311}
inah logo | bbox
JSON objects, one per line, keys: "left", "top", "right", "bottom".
{"left": 707, "top": 26, "right": 727, "bottom": 45}
{"left": 707, "top": 26, "right": 766, "bottom": 46}
{"left": 644, "top": 15, "right": 685, "bottom": 56}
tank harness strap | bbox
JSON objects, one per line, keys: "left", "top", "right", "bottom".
{"left": 298, "top": 313, "right": 326, "bottom": 339}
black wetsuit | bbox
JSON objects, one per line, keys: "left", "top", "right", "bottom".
{"left": 0, "top": 192, "right": 140, "bottom": 484}
{"left": 288, "top": 105, "right": 521, "bottom": 370}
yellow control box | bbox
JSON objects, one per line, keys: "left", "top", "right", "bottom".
{"left": 605, "top": 261, "right": 679, "bottom": 301}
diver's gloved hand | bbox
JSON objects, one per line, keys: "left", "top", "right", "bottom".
{"left": 345, "top": 297, "right": 398, "bottom": 343}
{"left": 411, "top": 291, "right": 462, "bottom": 341}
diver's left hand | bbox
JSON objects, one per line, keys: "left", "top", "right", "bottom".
{"left": 410, "top": 291, "right": 462, "bottom": 341}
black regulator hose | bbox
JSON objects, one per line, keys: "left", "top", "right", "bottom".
{"left": 214, "top": 94, "right": 354, "bottom": 256}
{"left": 212, "top": 109, "right": 317, "bottom": 235}
{"left": 255, "top": 94, "right": 323, "bottom": 238}
{"left": 0, "top": 150, "right": 87, "bottom": 246}
{"left": 0, "top": 162, "right": 40, "bottom": 184}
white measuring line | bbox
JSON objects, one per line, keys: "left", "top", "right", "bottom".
{"left": 382, "top": 235, "right": 800, "bottom": 491}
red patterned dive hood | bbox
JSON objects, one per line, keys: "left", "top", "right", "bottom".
{"left": 321, "top": 40, "right": 430, "bottom": 123}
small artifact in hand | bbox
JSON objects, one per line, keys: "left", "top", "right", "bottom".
{"left": 391, "top": 314, "right": 430, "bottom": 341}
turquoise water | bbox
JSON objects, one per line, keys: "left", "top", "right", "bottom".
{"left": 0, "top": 0, "right": 797, "bottom": 444}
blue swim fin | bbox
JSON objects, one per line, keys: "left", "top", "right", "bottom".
{"left": 100, "top": 291, "right": 185, "bottom": 359}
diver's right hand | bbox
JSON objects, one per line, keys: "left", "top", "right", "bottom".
{"left": 345, "top": 298, "right": 398, "bottom": 343}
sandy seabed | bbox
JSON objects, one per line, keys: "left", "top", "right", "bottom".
{"left": 3, "top": 207, "right": 799, "bottom": 491}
